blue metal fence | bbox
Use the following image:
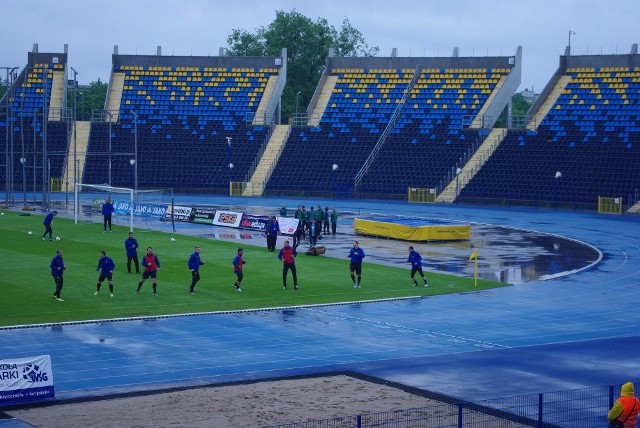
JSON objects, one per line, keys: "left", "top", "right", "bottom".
{"left": 262, "top": 383, "right": 634, "bottom": 428}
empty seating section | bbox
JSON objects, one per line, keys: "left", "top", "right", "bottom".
{"left": 360, "top": 68, "right": 509, "bottom": 193}
{"left": 0, "top": 63, "right": 67, "bottom": 187}
{"left": 116, "top": 65, "right": 277, "bottom": 132}
{"left": 10, "top": 63, "right": 59, "bottom": 119}
{"left": 84, "top": 66, "right": 278, "bottom": 189}
{"left": 323, "top": 68, "right": 414, "bottom": 132}
{"left": 0, "top": 122, "right": 69, "bottom": 189}
{"left": 462, "top": 67, "right": 640, "bottom": 203}
{"left": 267, "top": 68, "right": 413, "bottom": 192}
{"left": 84, "top": 122, "right": 270, "bottom": 190}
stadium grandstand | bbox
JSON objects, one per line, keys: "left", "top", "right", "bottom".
{"left": 0, "top": 45, "right": 69, "bottom": 206}
{"left": 265, "top": 48, "right": 521, "bottom": 199}
{"left": 459, "top": 44, "right": 640, "bottom": 211}
{"left": 1, "top": 43, "right": 639, "bottom": 212}
{"left": 2, "top": 41, "right": 640, "bottom": 427}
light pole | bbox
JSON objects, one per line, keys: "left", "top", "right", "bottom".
{"left": 78, "top": 92, "right": 85, "bottom": 121}
{"left": 554, "top": 171, "right": 562, "bottom": 210}
{"left": 20, "top": 157, "right": 27, "bottom": 206}
{"left": 295, "top": 91, "right": 301, "bottom": 125}
{"left": 455, "top": 167, "right": 462, "bottom": 202}
{"left": 332, "top": 163, "right": 339, "bottom": 197}
{"left": 70, "top": 67, "right": 79, "bottom": 193}
{"left": 131, "top": 110, "right": 138, "bottom": 193}
{"left": 2, "top": 66, "right": 18, "bottom": 204}
{"left": 129, "top": 158, "right": 137, "bottom": 189}
{"left": 226, "top": 137, "right": 232, "bottom": 196}
{"left": 568, "top": 30, "right": 575, "bottom": 55}
{"left": 104, "top": 110, "right": 113, "bottom": 187}
{"left": 31, "top": 116, "right": 37, "bottom": 204}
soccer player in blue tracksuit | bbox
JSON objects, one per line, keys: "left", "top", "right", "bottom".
{"left": 188, "top": 246, "right": 205, "bottom": 294}
{"left": 407, "top": 246, "right": 429, "bottom": 287}
{"left": 95, "top": 250, "right": 116, "bottom": 297}
{"left": 348, "top": 241, "right": 365, "bottom": 288}
{"left": 102, "top": 199, "right": 115, "bottom": 232}
{"left": 125, "top": 232, "right": 140, "bottom": 274}
{"left": 265, "top": 216, "right": 280, "bottom": 252}
{"left": 42, "top": 211, "right": 58, "bottom": 241}
{"left": 50, "top": 249, "right": 65, "bottom": 301}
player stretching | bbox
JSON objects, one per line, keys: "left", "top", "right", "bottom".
{"left": 407, "top": 246, "right": 429, "bottom": 287}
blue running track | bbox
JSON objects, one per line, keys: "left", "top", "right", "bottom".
{"left": 1, "top": 200, "right": 640, "bottom": 421}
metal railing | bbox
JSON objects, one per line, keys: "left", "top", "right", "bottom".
{"left": 91, "top": 109, "right": 120, "bottom": 123}
{"left": 354, "top": 65, "right": 422, "bottom": 187}
{"left": 262, "top": 384, "right": 628, "bottom": 428}
{"left": 290, "top": 112, "right": 320, "bottom": 127}
{"left": 260, "top": 125, "right": 292, "bottom": 189}
{"left": 510, "top": 114, "right": 537, "bottom": 129}
{"left": 243, "top": 126, "right": 276, "bottom": 184}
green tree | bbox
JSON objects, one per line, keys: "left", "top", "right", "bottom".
{"left": 67, "top": 79, "right": 108, "bottom": 121}
{"left": 511, "top": 93, "right": 532, "bottom": 116}
{"left": 494, "top": 93, "right": 533, "bottom": 128}
{"left": 226, "top": 9, "right": 378, "bottom": 123}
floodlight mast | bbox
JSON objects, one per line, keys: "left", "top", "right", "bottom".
{"left": 131, "top": 110, "right": 138, "bottom": 193}
{"left": 71, "top": 67, "right": 79, "bottom": 198}
{"left": 3, "top": 66, "right": 18, "bottom": 204}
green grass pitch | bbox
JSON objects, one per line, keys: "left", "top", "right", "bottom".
{"left": 0, "top": 209, "right": 507, "bottom": 327}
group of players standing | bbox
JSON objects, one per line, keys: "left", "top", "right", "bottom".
{"left": 263, "top": 205, "right": 339, "bottom": 252}
{"left": 293, "top": 205, "right": 338, "bottom": 247}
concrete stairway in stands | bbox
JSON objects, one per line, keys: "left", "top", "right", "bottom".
{"left": 243, "top": 125, "right": 291, "bottom": 196}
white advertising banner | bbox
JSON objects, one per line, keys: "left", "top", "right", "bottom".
{"left": 164, "top": 204, "right": 193, "bottom": 222}
{"left": 213, "top": 210, "right": 243, "bottom": 228}
{"left": 278, "top": 217, "right": 299, "bottom": 235}
{"left": 0, "top": 355, "right": 55, "bottom": 404}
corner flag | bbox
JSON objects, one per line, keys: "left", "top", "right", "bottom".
{"left": 469, "top": 249, "right": 477, "bottom": 260}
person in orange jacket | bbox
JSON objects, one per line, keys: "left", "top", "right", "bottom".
{"left": 608, "top": 382, "right": 640, "bottom": 427}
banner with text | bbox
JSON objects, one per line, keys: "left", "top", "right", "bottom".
{"left": 189, "top": 207, "right": 217, "bottom": 224}
{"left": 113, "top": 200, "right": 168, "bottom": 219}
{"left": 126, "top": 202, "right": 296, "bottom": 236}
{"left": 164, "top": 205, "right": 193, "bottom": 222}
{"left": 240, "top": 214, "right": 269, "bottom": 232}
{"left": 0, "top": 355, "right": 55, "bottom": 405}
{"left": 213, "top": 210, "right": 243, "bottom": 228}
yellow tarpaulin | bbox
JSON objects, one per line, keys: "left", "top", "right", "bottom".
{"left": 354, "top": 218, "right": 470, "bottom": 241}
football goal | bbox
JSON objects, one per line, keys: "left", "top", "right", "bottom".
{"left": 74, "top": 183, "right": 164, "bottom": 231}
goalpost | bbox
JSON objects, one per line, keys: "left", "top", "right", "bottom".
{"left": 74, "top": 183, "right": 163, "bottom": 232}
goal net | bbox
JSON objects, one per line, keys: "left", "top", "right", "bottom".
{"left": 74, "top": 183, "right": 164, "bottom": 231}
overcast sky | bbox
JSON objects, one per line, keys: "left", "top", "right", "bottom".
{"left": 3, "top": 0, "right": 638, "bottom": 92}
